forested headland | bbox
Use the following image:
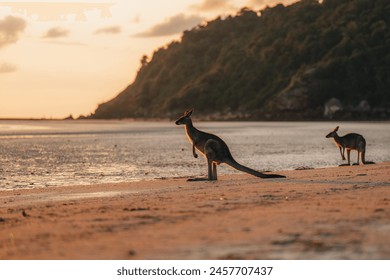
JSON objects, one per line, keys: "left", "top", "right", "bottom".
{"left": 91, "top": 0, "right": 390, "bottom": 120}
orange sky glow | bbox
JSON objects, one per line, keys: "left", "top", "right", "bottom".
{"left": 0, "top": 0, "right": 296, "bottom": 119}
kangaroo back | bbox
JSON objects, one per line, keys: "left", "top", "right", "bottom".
{"left": 342, "top": 133, "right": 366, "bottom": 151}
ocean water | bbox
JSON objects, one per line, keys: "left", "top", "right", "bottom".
{"left": 0, "top": 120, "right": 389, "bottom": 190}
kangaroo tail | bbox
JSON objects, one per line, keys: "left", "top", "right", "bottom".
{"left": 360, "top": 150, "right": 375, "bottom": 164}
{"left": 225, "top": 158, "right": 286, "bottom": 179}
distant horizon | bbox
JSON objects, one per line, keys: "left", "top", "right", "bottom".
{"left": 0, "top": 0, "right": 296, "bottom": 119}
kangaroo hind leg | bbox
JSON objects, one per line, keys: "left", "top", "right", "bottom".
{"left": 361, "top": 150, "right": 366, "bottom": 165}
{"left": 205, "top": 139, "right": 219, "bottom": 181}
{"left": 346, "top": 149, "right": 351, "bottom": 165}
{"left": 207, "top": 160, "right": 217, "bottom": 180}
{"left": 207, "top": 160, "right": 214, "bottom": 180}
{"left": 355, "top": 149, "right": 365, "bottom": 165}
{"left": 355, "top": 151, "right": 360, "bottom": 165}
{"left": 212, "top": 162, "right": 217, "bottom": 180}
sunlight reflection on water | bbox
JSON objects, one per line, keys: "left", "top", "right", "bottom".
{"left": 0, "top": 120, "right": 389, "bottom": 190}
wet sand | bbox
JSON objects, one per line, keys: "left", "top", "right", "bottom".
{"left": 0, "top": 162, "right": 389, "bottom": 260}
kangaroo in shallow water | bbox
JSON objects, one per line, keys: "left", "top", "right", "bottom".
{"left": 326, "top": 126, "right": 366, "bottom": 165}
{"left": 175, "top": 109, "right": 286, "bottom": 181}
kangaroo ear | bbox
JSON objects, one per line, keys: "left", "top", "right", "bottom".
{"left": 334, "top": 126, "right": 339, "bottom": 132}
{"left": 186, "top": 109, "right": 193, "bottom": 116}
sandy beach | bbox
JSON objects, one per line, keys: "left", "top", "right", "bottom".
{"left": 0, "top": 162, "right": 389, "bottom": 260}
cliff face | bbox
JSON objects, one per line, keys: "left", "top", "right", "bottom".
{"left": 91, "top": 0, "right": 390, "bottom": 120}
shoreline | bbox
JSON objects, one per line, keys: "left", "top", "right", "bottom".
{"left": 0, "top": 162, "right": 379, "bottom": 192}
{"left": 2, "top": 121, "right": 388, "bottom": 191}
{"left": 1, "top": 162, "right": 389, "bottom": 259}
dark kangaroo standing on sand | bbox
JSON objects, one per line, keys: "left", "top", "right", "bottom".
{"left": 326, "top": 126, "right": 366, "bottom": 165}
{"left": 175, "top": 109, "right": 286, "bottom": 181}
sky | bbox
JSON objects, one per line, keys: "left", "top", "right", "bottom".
{"left": 0, "top": 0, "right": 296, "bottom": 119}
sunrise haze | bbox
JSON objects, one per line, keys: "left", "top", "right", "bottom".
{"left": 0, "top": 0, "right": 295, "bottom": 119}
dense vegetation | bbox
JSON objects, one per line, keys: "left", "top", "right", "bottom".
{"left": 91, "top": 0, "right": 390, "bottom": 120}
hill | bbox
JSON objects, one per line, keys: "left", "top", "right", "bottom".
{"left": 91, "top": 0, "right": 390, "bottom": 120}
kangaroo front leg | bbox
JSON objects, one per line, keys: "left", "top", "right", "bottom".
{"left": 192, "top": 144, "right": 198, "bottom": 158}
{"left": 339, "top": 146, "right": 345, "bottom": 160}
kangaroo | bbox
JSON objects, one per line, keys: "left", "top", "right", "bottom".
{"left": 175, "top": 109, "right": 286, "bottom": 181}
{"left": 325, "top": 126, "right": 366, "bottom": 165}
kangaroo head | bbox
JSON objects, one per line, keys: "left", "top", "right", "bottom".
{"left": 326, "top": 126, "right": 339, "bottom": 138}
{"left": 175, "top": 109, "right": 193, "bottom": 125}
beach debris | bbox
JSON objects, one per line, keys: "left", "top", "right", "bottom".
{"left": 128, "top": 250, "right": 136, "bottom": 256}
{"left": 272, "top": 233, "right": 301, "bottom": 246}
{"left": 130, "top": 207, "right": 150, "bottom": 212}
{"left": 295, "top": 166, "right": 314, "bottom": 170}
{"left": 22, "top": 209, "right": 29, "bottom": 217}
{"left": 223, "top": 253, "right": 244, "bottom": 260}
{"left": 123, "top": 207, "right": 150, "bottom": 212}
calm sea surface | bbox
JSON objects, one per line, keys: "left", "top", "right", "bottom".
{"left": 0, "top": 120, "right": 389, "bottom": 190}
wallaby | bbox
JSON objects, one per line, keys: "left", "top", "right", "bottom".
{"left": 326, "top": 126, "right": 366, "bottom": 165}
{"left": 175, "top": 109, "right": 286, "bottom": 181}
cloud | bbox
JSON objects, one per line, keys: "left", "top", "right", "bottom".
{"left": 44, "top": 40, "right": 87, "bottom": 47}
{"left": 247, "top": 0, "right": 265, "bottom": 6}
{"left": 0, "top": 16, "right": 26, "bottom": 49}
{"left": 131, "top": 14, "right": 141, "bottom": 24}
{"left": 190, "top": 0, "right": 235, "bottom": 12}
{"left": 44, "top": 27, "right": 70, "bottom": 39}
{"left": 94, "top": 26, "right": 121, "bottom": 35}
{"left": 0, "top": 2, "right": 113, "bottom": 21}
{"left": 0, "top": 62, "right": 17, "bottom": 74}
{"left": 246, "top": 0, "right": 292, "bottom": 9}
{"left": 135, "top": 14, "right": 203, "bottom": 37}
